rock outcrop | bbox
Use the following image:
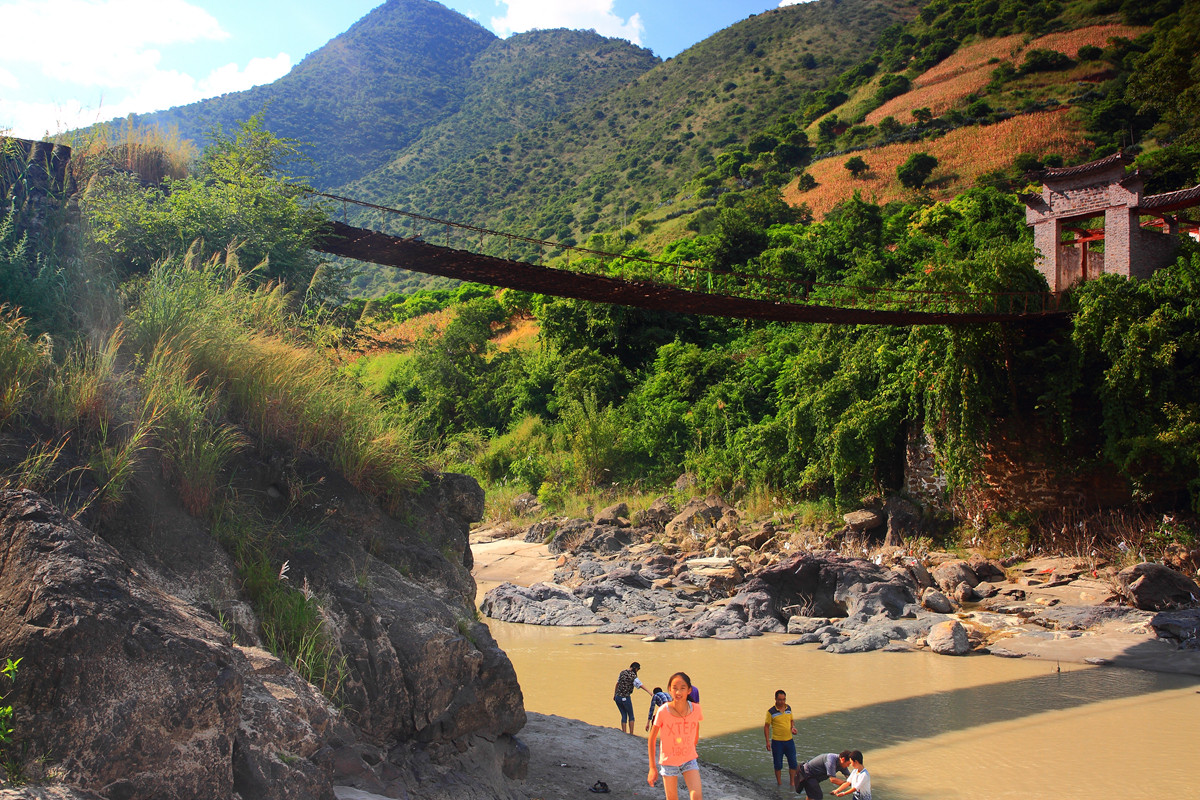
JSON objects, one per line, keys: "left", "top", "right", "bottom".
{"left": 0, "top": 463, "right": 527, "bottom": 800}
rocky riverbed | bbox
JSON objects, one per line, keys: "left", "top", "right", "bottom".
{"left": 475, "top": 495, "right": 1200, "bottom": 675}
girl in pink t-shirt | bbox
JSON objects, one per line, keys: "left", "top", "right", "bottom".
{"left": 647, "top": 671, "right": 703, "bottom": 800}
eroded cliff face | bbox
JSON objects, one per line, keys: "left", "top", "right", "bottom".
{"left": 0, "top": 457, "right": 526, "bottom": 800}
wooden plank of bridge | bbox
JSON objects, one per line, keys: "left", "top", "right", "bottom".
{"left": 315, "top": 221, "right": 1067, "bottom": 327}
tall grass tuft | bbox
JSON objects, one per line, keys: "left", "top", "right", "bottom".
{"left": 42, "top": 327, "right": 123, "bottom": 435}
{"left": 68, "top": 119, "right": 196, "bottom": 185}
{"left": 0, "top": 306, "right": 49, "bottom": 427}
{"left": 79, "top": 398, "right": 161, "bottom": 517}
{"left": 128, "top": 248, "right": 421, "bottom": 508}
{"left": 212, "top": 506, "right": 347, "bottom": 698}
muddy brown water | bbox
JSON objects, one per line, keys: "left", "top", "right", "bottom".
{"left": 485, "top": 618, "right": 1200, "bottom": 799}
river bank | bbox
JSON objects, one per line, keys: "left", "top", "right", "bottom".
{"left": 471, "top": 522, "right": 1200, "bottom": 676}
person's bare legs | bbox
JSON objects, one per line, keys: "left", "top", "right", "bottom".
{"left": 663, "top": 774, "right": 680, "bottom": 800}
{"left": 682, "top": 768, "right": 702, "bottom": 800}
{"left": 775, "top": 769, "right": 782, "bottom": 785}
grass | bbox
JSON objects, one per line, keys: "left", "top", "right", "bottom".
{"left": 0, "top": 307, "right": 48, "bottom": 427}
{"left": 787, "top": 109, "right": 1091, "bottom": 218}
{"left": 127, "top": 247, "right": 422, "bottom": 510}
{"left": 212, "top": 504, "right": 347, "bottom": 699}
{"left": 66, "top": 119, "right": 196, "bottom": 186}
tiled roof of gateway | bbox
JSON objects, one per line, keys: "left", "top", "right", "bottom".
{"left": 1041, "top": 151, "right": 1134, "bottom": 180}
{"left": 1138, "top": 185, "right": 1200, "bottom": 213}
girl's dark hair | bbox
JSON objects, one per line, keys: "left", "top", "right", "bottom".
{"left": 668, "top": 671, "right": 692, "bottom": 688}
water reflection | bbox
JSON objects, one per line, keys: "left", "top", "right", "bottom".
{"left": 486, "top": 621, "right": 1200, "bottom": 800}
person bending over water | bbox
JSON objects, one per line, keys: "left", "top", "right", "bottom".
{"left": 614, "top": 661, "right": 652, "bottom": 734}
{"left": 795, "top": 751, "right": 851, "bottom": 799}
{"left": 647, "top": 672, "right": 703, "bottom": 800}
{"left": 831, "top": 751, "right": 870, "bottom": 800}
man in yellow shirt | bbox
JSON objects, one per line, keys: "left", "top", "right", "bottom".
{"left": 763, "top": 689, "right": 798, "bottom": 786}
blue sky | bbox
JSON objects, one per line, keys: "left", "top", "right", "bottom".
{"left": 0, "top": 0, "right": 811, "bottom": 139}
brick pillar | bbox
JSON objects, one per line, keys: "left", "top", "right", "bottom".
{"left": 1031, "top": 217, "right": 1061, "bottom": 291}
{"left": 1104, "top": 206, "right": 1135, "bottom": 277}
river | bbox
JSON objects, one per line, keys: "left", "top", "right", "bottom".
{"left": 486, "top": 619, "right": 1200, "bottom": 799}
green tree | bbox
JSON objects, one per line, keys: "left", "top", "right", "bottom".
{"left": 897, "top": 152, "right": 938, "bottom": 189}
{"left": 83, "top": 115, "right": 328, "bottom": 288}
{"left": 844, "top": 156, "right": 869, "bottom": 178}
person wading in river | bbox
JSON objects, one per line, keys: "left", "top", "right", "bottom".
{"left": 795, "top": 751, "right": 851, "bottom": 799}
{"left": 647, "top": 671, "right": 703, "bottom": 800}
{"left": 764, "top": 689, "right": 799, "bottom": 786}
{"left": 614, "top": 661, "right": 652, "bottom": 734}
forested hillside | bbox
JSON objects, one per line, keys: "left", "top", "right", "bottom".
{"left": 128, "top": 0, "right": 499, "bottom": 188}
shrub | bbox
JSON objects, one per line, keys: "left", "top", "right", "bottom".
{"left": 897, "top": 152, "right": 939, "bottom": 189}
{"left": 844, "top": 156, "right": 869, "bottom": 178}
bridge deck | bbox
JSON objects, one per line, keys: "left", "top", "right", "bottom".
{"left": 316, "top": 221, "right": 1067, "bottom": 327}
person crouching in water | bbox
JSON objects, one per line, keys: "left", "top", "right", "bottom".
{"left": 647, "top": 672, "right": 703, "bottom": 800}
{"left": 831, "top": 750, "right": 870, "bottom": 800}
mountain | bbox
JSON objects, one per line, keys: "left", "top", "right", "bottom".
{"left": 129, "top": 0, "right": 498, "bottom": 188}
{"left": 355, "top": 0, "right": 920, "bottom": 243}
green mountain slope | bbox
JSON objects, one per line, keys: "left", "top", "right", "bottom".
{"left": 346, "top": 28, "right": 660, "bottom": 206}
{"left": 127, "top": 0, "right": 497, "bottom": 188}
{"left": 357, "top": 0, "right": 920, "bottom": 243}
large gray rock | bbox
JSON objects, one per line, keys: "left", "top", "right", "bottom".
{"left": 1150, "top": 608, "right": 1200, "bottom": 646}
{"left": 743, "top": 553, "right": 918, "bottom": 622}
{"left": 664, "top": 495, "right": 732, "bottom": 539}
{"left": 932, "top": 560, "right": 980, "bottom": 593}
{"left": 1117, "top": 563, "right": 1200, "bottom": 611}
{"left": 921, "top": 587, "right": 955, "bottom": 613}
{"left": 479, "top": 582, "right": 601, "bottom": 626}
{"left": 927, "top": 620, "right": 971, "bottom": 655}
{"left": 634, "top": 496, "right": 677, "bottom": 531}
{"left": 0, "top": 490, "right": 337, "bottom": 800}
{"left": 842, "top": 509, "right": 885, "bottom": 532}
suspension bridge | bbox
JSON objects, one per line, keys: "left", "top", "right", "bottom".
{"left": 311, "top": 192, "right": 1068, "bottom": 326}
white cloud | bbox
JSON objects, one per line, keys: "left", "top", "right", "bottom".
{"left": 490, "top": 0, "right": 644, "bottom": 45}
{"left": 0, "top": 54, "right": 292, "bottom": 139}
{"left": 0, "top": 0, "right": 292, "bottom": 138}
{"left": 0, "top": 0, "right": 228, "bottom": 87}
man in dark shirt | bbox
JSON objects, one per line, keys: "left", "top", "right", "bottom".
{"left": 795, "top": 750, "right": 851, "bottom": 799}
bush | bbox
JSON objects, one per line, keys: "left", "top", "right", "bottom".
{"left": 844, "top": 156, "right": 870, "bottom": 178}
{"left": 897, "top": 152, "right": 938, "bottom": 189}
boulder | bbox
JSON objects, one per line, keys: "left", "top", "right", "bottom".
{"left": 1117, "top": 563, "right": 1200, "bottom": 611}
{"left": 921, "top": 587, "right": 955, "bottom": 614}
{"left": 635, "top": 496, "right": 678, "bottom": 531}
{"left": 952, "top": 581, "right": 977, "bottom": 604}
{"left": 931, "top": 560, "right": 980, "bottom": 593}
{"left": 510, "top": 492, "right": 542, "bottom": 517}
{"left": 786, "top": 616, "right": 832, "bottom": 635}
{"left": 738, "top": 524, "right": 776, "bottom": 550}
{"left": 966, "top": 554, "right": 1007, "bottom": 582}
{"left": 0, "top": 490, "right": 340, "bottom": 800}
{"left": 1150, "top": 608, "right": 1200, "bottom": 646}
{"left": 595, "top": 502, "right": 629, "bottom": 527}
{"left": 673, "top": 472, "right": 699, "bottom": 492}
{"left": 665, "top": 496, "right": 732, "bottom": 539}
{"left": 842, "top": 509, "right": 885, "bottom": 533}
{"left": 926, "top": 620, "right": 971, "bottom": 655}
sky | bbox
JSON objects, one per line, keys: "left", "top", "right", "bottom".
{"left": 0, "top": 0, "right": 814, "bottom": 140}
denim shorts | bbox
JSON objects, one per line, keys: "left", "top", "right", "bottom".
{"left": 659, "top": 759, "right": 700, "bottom": 778}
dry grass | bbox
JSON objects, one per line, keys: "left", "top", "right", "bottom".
{"left": 68, "top": 119, "right": 196, "bottom": 185}
{"left": 370, "top": 307, "right": 456, "bottom": 351}
{"left": 786, "top": 108, "right": 1091, "bottom": 218}
{"left": 865, "top": 24, "right": 1146, "bottom": 125}
{"left": 492, "top": 316, "right": 540, "bottom": 352}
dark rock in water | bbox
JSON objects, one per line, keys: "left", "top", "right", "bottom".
{"left": 1117, "top": 563, "right": 1200, "bottom": 611}
{"left": 0, "top": 490, "right": 339, "bottom": 800}
{"left": 479, "top": 581, "right": 601, "bottom": 626}
{"left": 824, "top": 630, "right": 891, "bottom": 653}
